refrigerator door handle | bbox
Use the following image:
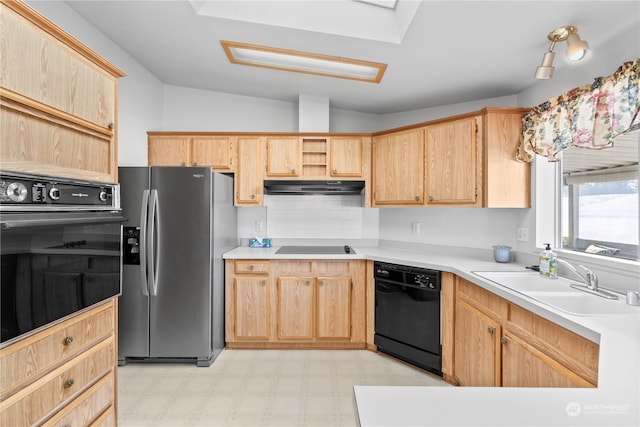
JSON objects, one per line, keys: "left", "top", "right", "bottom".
{"left": 148, "top": 189, "right": 160, "bottom": 296}
{"left": 139, "top": 189, "right": 150, "bottom": 296}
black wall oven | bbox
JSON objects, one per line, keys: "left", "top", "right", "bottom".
{"left": 0, "top": 171, "right": 124, "bottom": 346}
{"left": 374, "top": 261, "right": 442, "bottom": 376}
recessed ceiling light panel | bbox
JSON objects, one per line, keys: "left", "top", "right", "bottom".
{"left": 221, "top": 40, "right": 387, "bottom": 83}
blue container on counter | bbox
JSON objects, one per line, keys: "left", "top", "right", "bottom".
{"left": 492, "top": 245, "right": 511, "bottom": 263}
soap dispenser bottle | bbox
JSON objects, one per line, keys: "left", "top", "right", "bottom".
{"left": 539, "top": 243, "right": 558, "bottom": 279}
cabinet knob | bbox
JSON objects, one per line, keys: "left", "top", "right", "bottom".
{"left": 250, "top": 194, "right": 256, "bottom": 200}
{"left": 428, "top": 195, "right": 433, "bottom": 201}
{"left": 249, "top": 265, "right": 254, "bottom": 271}
{"left": 291, "top": 169, "right": 296, "bottom": 174}
{"left": 180, "top": 162, "right": 186, "bottom": 167}
{"left": 192, "top": 162, "right": 197, "bottom": 166}
{"left": 63, "top": 336, "right": 74, "bottom": 346}
{"left": 260, "top": 280, "right": 266, "bottom": 286}
{"left": 487, "top": 327, "right": 494, "bottom": 335}
{"left": 319, "top": 280, "right": 323, "bottom": 286}
{"left": 64, "top": 379, "right": 75, "bottom": 389}
{"left": 415, "top": 196, "right": 420, "bottom": 201}
{"left": 305, "top": 280, "right": 310, "bottom": 286}
{"left": 108, "top": 122, "right": 115, "bottom": 130}
{"left": 501, "top": 337, "right": 508, "bottom": 345}
{"left": 333, "top": 169, "right": 337, "bottom": 174}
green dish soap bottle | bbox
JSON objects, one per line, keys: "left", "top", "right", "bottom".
{"left": 539, "top": 243, "right": 558, "bottom": 279}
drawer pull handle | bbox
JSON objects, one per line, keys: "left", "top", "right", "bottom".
{"left": 64, "top": 336, "right": 74, "bottom": 346}
{"left": 64, "top": 379, "right": 75, "bottom": 389}
{"left": 249, "top": 265, "right": 254, "bottom": 271}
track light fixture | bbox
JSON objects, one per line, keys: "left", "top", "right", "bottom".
{"left": 534, "top": 26, "right": 590, "bottom": 79}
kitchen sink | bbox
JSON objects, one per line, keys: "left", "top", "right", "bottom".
{"left": 473, "top": 271, "right": 639, "bottom": 316}
{"left": 472, "top": 271, "right": 569, "bottom": 293}
{"left": 525, "top": 291, "right": 639, "bottom": 316}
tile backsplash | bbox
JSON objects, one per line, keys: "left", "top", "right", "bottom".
{"left": 264, "top": 195, "right": 366, "bottom": 238}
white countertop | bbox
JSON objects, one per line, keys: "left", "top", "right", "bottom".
{"left": 223, "top": 244, "right": 640, "bottom": 426}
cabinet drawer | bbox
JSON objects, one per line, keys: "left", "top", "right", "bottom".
{"left": 90, "top": 405, "right": 116, "bottom": 427}
{"left": 235, "top": 260, "right": 270, "bottom": 274}
{"left": 0, "top": 300, "right": 115, "bottom": 399}
{"left": 0, "top": 337, "right": 115, "bottom": 426}
{"left": 42, "top": 371, "right": 115, "bottom": 427}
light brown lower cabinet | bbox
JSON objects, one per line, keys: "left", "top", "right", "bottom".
{"left": 0, "top": 299, "right": 118, "bottom": 426}
{"left": 452, "top": 277, "right": 598, "bottom": 388}
{"left": 225, "top": 259, "right": 365, "bottom": 348}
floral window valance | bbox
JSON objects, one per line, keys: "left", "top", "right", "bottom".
{"left": 517, "top": 58, "right": 640, "bottom": 162}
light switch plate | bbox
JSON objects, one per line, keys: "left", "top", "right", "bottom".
{"left": 517, "top": 227, "right": 529, "bottom": 242}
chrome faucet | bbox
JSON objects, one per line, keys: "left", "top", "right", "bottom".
{"left": 557, "top": 259, "right": 598, "bottom": 290}
{"left": 557, "top": 259, "right": 619, "bottom": 299}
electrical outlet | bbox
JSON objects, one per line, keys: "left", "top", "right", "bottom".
{"left": 256, "top": 221, "right": 264, "bottom": 233}
{"left": 517, "top": 227, "right": 529, "bottom": 242}
{"left": 411, "top": 222, "right": 421, "bottom": 234}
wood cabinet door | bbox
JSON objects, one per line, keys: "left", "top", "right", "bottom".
{"left": 483, "top": 110, "right": 530, "bottom": 207}
{"left": 236, "top": 137, "right": 262, "bottom": 205}
{"left": 316, "top": 277, "right": 351, "bottom": 339}
{"left": 191, "top": 136, "right": 234, "bottom": 170}
{"left": 148, "top": 137, "right": 190, "bottom": 166}
{"left": 372, "top": 129, "right": 424, "bottom": 205}
{"left": 501, "top": 331, "right": 593, "bottom": 388}
{"left": 425, "top": 117, "right": 479, "bottom": 205}
{"left": 277, "top": 277, "right": 314, "bottom": 340}
{"left": 329, "top": 137, "right": 362, "bottom": 177}
{"left": 454, "top": 298, "right": 501, "bottom": 386}
{"left": 234, "top": 277, "right": 269, "bottom": 340}
{"left": 266, "top": 137, "right": 299, "bottom": 177}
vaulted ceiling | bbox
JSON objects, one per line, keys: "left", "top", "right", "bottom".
{"left": 63, "top": 1, "right": 639, "bottom": 115}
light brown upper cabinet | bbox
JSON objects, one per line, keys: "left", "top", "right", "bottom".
{"left": 147, "top": 135, "right": 189, "bottom": 166}
{"left": 372, "top": 128, "right": 425, "bottom": 205}
{"left": 329, "top": 137, "right": 363, "bottom": 177}
{"left": 372, "top": 107, "right": 530, "bottom": 208}
{"left": 425, "top": 117, "right": 480, "bottom": 206}
{"left": 147, "top": 133, "right": 235, "bottom": 172}
{"left": 235, "top": 136, "right": 263, "bottom": 206}
{"left": 482, "top": 108, "right": 531, "bottom": 208}
{"left": 0, "top": 0, "right": 125, "bottom": 183}
{"left": 266, "top": 136, "right": 300, "bottom": 177}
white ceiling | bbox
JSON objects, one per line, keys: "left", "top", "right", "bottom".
{"left": 62, "top": 0, "right": 640, "bottom": 115}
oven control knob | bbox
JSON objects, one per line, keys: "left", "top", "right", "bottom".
{"left": 49, "top": 187, "right": 61, "bottom": 200}
{"left": 99, "top": 190, "right": 109, "bottom": 202}
{"left": 7, "top": 182, "right": 27, "bottom": 202}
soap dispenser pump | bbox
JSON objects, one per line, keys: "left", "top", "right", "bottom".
{"left": 539, "top": 243, "right": 557, "bottom": 279}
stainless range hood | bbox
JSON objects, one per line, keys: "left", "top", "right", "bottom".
{"left": 263, "top": 180, "right": 365, "bottom": 195}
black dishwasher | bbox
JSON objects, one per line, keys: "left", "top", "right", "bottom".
{"left": 374, "top": 261, "right": 442, "bottom": 376}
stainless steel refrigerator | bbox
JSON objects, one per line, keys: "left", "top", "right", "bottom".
{"left": 117, "top": 166, "right": 237, "bottom": 367}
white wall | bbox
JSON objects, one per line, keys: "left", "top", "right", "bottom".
{"left": 162, "top": 85, "right": 298, "bottom": 132}
{"left": 378, "top": 208, "right": 527, "bottom": 250}
{"left": 376, "top": 95, "right": 519, "bottom": 131}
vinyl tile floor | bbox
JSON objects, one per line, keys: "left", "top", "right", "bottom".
{"left": 117, "top": 349, "right": 450, "bottom": 427}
